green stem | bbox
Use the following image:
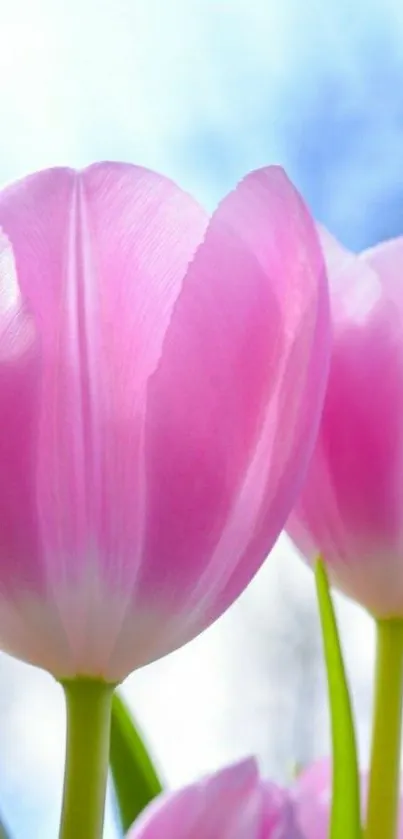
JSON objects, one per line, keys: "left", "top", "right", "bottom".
{"left": 366, "top": 620, "right": 403, "bottom": 839}
{"left": 315, "top": 560, "right": 362, "bottom": 839}
{"left": 59, "top": 679, "right": 115, "bottom": 839}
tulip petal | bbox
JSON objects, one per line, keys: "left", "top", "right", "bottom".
{"left": 293, "top": 759, "right": 333, "bottom": 839}
{"left": 0, "top": 164, "right": 207, "bottom": 674}
{"left": 361, "top": 237, "right": 403, "bottom": 295}
{"left": 132, "top": 167, "right": 328, "bottom": 652}
{"left": 128, "top": 760, "right": 267, "bottom": 839}
{"left": 288, "top": 230, "right": 403, "bottom": 616}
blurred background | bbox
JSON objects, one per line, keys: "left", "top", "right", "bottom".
{"left": 0, "top": 0, "right": 397, "bottom": 834}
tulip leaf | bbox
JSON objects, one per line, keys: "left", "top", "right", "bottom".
{"left": 110, "top": 691, "right": 163, "bottom": 833}
{"left": 315, "top": 559, "right": 362, "bottom": 839}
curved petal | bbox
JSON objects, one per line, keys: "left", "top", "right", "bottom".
{"left": 108, "top": 167, "right": 329, "bottom": 677}
{"left": 318, "top": 226, "right": 382, "bottom": 326}
{"left": 162, "top": 168, "right": 329, "bottom": 641}
{"left": 361, "top": 237, "right": 403, "bottom": 290}
{"left": 140, "top": 168, "right": 326, "bottom": 585}
{"left": 261, "top": 780, "right": 299, "bottom": 837}
{"left": 128, "top": 760, "right": 267, "bottom": 839}
{"left": 293, "top": 758, "right": 333, "bottom": 839}
{"left": 288, "top": 230, "right": 403, "bottom": 615}
{"left": 0, "top": 164, "right": 207, "bottom": 674}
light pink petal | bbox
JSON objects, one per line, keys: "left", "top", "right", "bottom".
{"left": 0, "top": 164, "right": 207, "bottom": 674}
{"left": 128, "top": 760, "right": 284, "bottom": 839}
{"left": 293, "top": 758, "right": 333, "bottom": 839}
{"left": 132, "top": 167, "right": 329, "bottom": 646}
{"left": 261, "top": 780, "right": 299, "bottom": 838}
{"left": 361, "top": 237, "right": 403, "bottom": 288}
{"left": 317, "top": 226, "right": 378, "bottom": 323}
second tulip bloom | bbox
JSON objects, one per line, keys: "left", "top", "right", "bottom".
{"left": 288, "top": 230, "right": 403, "bottom": 618}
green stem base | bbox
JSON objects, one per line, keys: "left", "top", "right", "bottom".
{"left": 366, "top": 620, "right": 403, "bottom": 839}
{"left": 59, "top": 679, "right": 115, "bottom": 839}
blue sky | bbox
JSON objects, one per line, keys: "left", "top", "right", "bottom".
{"left": 2, "top": 0, "right": 403, "bottom": 246}
{"left": 0, "top": 0, "right": 401, "bottom": 836}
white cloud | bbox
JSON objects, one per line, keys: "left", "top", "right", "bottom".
{"left": 0, "top": 0, "right": 397, "bottom": 187}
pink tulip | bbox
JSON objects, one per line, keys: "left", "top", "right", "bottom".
{"left": 127, "top": 759, "right": 299, "bottom": 839}
{"left": 129, "top": 756, "right": 403, "bottom": 839}
{"left": 287, "top": 229, "right": 403, "bottom": 617}
{"left": 293, "top": 757, "right": 403, "bottom": 838}
{"left": 0, "top": 163, "right": 329, "bottom": 680}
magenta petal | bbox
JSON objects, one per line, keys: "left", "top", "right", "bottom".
{"left": 288, "top": 228, "right": 403, "bottom": 616}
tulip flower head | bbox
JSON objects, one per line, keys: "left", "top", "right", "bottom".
{"left": 127, "top": 759, "right": 300, "bottom": 839}
{"left": 288, "top": 230, "right": 403, "bottom": 618}
{"left": 0, "top": 163, "right": 329, "bottom": 681}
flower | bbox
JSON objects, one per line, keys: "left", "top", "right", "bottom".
{"left": 0, "top": 163, "right": 329, "bottom": 680}
{"left": 129, "top": 756, "right": 403, "bottom": 839}
{"left": 287, "top": 229, "right": 403, "bottom": 617}
{"left": 127, "top": 759, "right": 299, "bottom": 839}
{"left": 293, "top": 757, "right": 403, "bottom": 838}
